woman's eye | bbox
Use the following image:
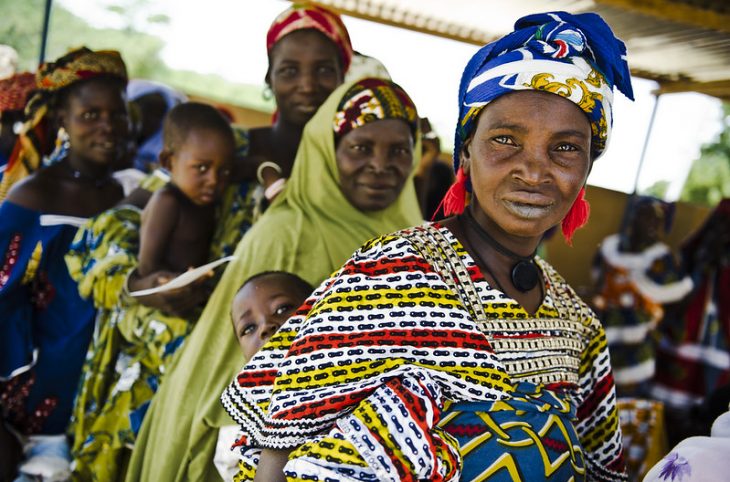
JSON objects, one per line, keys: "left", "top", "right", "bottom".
{"left": 81, "top": 111, "right": 98, "bottom": 121}
{"left": 196, "top": 165, "right": 209, "bottom": 173}
{"left": 493, "top": 135, "right": 514, "bottom": 145}
{"left": 555, "top": 143, "right": 579, "bottom": 152}
{"left": 274, "top": 304, "right": 294, "bottom": 316}
{"left": 220, "top": 168, "right": 231, "bottom": 177}
{"left": 392, "top": 146, "right": 411, "bottom": 157}
{"left": 317, "top": 65, "right": 336, "bottom": 75}
{"left": 277, "top": 66, "right": 297, "bottom": 77}
{"left": 352, "top": 144, "right": 370, "bottom": 154}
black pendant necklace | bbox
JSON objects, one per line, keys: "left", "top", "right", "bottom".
{"left": 65, "top": 161, "right": 113, "bottom": 188}
{"left": 461, "top": 209, "right": 540, "bottom": 293}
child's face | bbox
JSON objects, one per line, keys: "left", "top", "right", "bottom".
{"left": 231, "top": 277, "right": 303, "bottom": 360}
{"left": 167, "top": 128, "right": 233, "bottom": 206}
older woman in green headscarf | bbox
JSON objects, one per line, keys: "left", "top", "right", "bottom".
{"left": 125, "top": 77, "right": 422, "bottom": 482}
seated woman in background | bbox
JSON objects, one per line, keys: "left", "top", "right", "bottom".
{"left": 64, "top": 5, "right": 353, "bottom": 481}
{"left": 592, "top": 196, "right": 692, "bottom": 397}
{"left": 69, "top": 102, "right": 236, "bottom": 481}
{"left": 0, "top": 47, "right": 128, "bottom": 481}
{"left": 127, "top": 77, "right": 422, "bottom": 482}
{"left": 223, "top": 11, "right": 632, "bottom": 482}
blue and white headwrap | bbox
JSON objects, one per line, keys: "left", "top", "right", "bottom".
{"left": 454, "top": 11, "right": 634, "bottom": 168}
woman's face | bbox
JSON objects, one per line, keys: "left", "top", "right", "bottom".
{"left": 60, "top": 78, "right": 129, "bottom": 167}
{"left": 268, "top": 29, "right": 343, "bottom": 126}
{"left": 628, "top": 203, "right": 663, "bottom": 250}
{"left": 463, "top": 90, "right": 591, "bottom": 239}
{"left": 335, "top": 118, "right": 413, "bottom": 212}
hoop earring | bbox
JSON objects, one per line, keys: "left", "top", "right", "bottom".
{"left": 45, "top": 126, "right": 70, "bottom": 167}
{"left": 56, "top": 126, "right": 70, "bottom": 150}
{"left": 262, "top": 86, "right": 273, "bottom": 101}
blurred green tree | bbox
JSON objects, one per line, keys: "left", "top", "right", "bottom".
{"left": 680, "top": 103, "right": 730, "bottom": 206}
{"left": 0, "top": 0, "right": 273, "bottom": 113}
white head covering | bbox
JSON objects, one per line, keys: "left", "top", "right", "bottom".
{"left": 0, "top": 45, "right": 19, "bottom": 80}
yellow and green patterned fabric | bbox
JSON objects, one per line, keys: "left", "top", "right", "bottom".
{"left": 65, "top": 128, "right": 259, "bottom": 481}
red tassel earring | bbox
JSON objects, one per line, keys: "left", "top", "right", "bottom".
{"left": 435, "top": 167, "right": 468, "bottom": 219}
{"left": 561, "top": 187, "right": 590, "bottom": 245}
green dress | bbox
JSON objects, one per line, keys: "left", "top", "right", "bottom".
{"left": 125, "top": 79, "right": 423, "bottom": 482}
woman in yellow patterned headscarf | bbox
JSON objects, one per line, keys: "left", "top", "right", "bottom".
{"left": 0, "top": 47, "right": 128, "bottom": 481}
{"left": 0, "top": 47, "right": 127, "bottom": 201}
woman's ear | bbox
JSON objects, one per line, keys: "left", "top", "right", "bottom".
{"left": 54, "top": 108, "right": 68, "bottom": 132}
{"left": 460, "top": 137, "right": 472, "bottom": 177}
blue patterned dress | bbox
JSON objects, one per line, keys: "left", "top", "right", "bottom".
{"left": 0, "top": 201, "right": 93, "bottom": 436}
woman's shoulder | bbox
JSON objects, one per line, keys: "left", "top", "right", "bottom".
{"left": 357, "top": 222, "right": 434, "bottom": 255}
{"left": 5, "top": 168, "right": 59, "bottom": 212}
{"left": 339, "top": 223, "right": 451, "bottom": 279}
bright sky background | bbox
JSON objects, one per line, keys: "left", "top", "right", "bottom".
{"left": 58, "top": 0, "right": 724, "bottom": 200}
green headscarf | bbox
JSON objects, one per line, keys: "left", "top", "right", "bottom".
{"left": 126, "top": 78, "right": 422, "bottom": 482}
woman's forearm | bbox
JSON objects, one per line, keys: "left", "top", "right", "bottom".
{"left": 253, "top": 448, "right": 293, "bottom": 482}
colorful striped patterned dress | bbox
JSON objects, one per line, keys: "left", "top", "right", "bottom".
{"left": 222, "top": 223, "right": 627, "bottom": 481}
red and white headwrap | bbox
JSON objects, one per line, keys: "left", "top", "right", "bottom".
{"left": 266, "top": 3, "right": 353, "bottom": 72}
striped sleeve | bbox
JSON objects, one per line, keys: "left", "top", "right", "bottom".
{"left": 576, "top": 316, "right": 628, "bottom": 481}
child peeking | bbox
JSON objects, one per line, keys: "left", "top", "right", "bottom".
{"left": 137, "top": 102, "right": 234, "bottom": 279}
{"left": 230, "top": 271, "right": 314, "bottom": 360}
{"left": 215, "top": 271, "right": 314, "bottom": 479}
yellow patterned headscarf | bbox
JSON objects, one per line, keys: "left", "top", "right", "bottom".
{"left": 0, "top": 47, "right": 127, "bottom": 201}
{"left": 333, "top": 78, "right": 418, "bottom": 140}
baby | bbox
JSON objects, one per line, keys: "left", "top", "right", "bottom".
{"left": 215, "top": 271, "right": 313, "bottom": 479}
{"left": 230, "top": 271, "right": 314, "bottom": 360}
{"left": 138, "top": 102, "right": 234, "bottom": 278}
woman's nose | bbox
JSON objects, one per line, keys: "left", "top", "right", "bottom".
{"left": 368, "top": 148, "right": 391, "bottom": 172}
{"left": 297, "top": 71, "right": 316, "bottom": 93}
{"left": 516, "top": 146, "right": 551, "bottom": 185}
{"left": 97, "top": 112, "right": 114, "bottom": 132}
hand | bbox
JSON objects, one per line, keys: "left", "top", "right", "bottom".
{"left": 127, "top": 268, "right": 212, "bottom": 318}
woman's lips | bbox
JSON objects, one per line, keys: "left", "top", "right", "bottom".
{"left": 295, "top": 104, "right": 317, "bottom": 114}
{"left": 360, "top": 182, "right": 396, "bottom": 192}
{"left": 502, "top": 191, "right": 554, "bottom": 219}
{"left": 94, "top": 140, "right": 119, "bottom": 152}
{"left": 504, "top": 190, "right": 553, "bottom": 205}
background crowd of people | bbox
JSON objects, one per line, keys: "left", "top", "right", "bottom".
{"left": 0, "top": 3, "right": 728, "bottom": 482}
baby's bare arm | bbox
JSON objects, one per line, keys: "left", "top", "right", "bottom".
{"left": 253, "top": 448, "right": 292, "bottom": 482}
{"left": 138, "top": 188, "right": 180, "bottom": 278}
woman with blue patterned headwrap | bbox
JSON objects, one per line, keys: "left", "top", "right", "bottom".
{"left": 222, "top": 11, "right": 631, "bottom": 482}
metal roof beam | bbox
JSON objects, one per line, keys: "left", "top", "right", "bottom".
{"left": 594, "top": 0, "right": 730, "bottom": 34}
